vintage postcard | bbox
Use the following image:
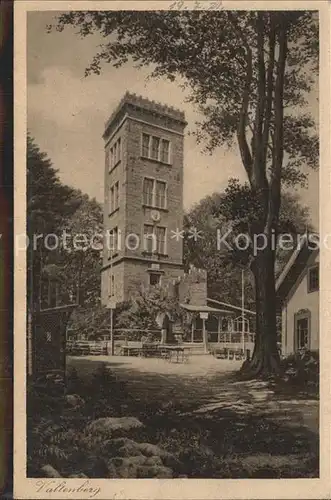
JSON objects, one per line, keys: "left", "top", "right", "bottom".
{"left": 14, "top": 1, "right": 330, "bottom": 499}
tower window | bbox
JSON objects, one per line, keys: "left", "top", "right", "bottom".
{"left": 160, "top": 139, "right": 170, "bottom": 164}
{"left": 155, "top": 181, "right": 166, "bottom": 209}
{"left": 143, "top": 177, "right": 167, "bottom": 209}
{"left": 144, "top": 224, "right": 156, "bottom": 253}
{"left": 143, "top": 178, "right": 154, "bottom": 206}
{"left": 149, "top": 273, "right": 161, "bottom": 286}
{"left": 156, "top": 226, "right": 166, "bottom": 255}
{"left": 141, "top": 133, "right": 171, "bottom": 164}
{"left": 108, "top": 137, "right": 122, "bottom": 170}
{"left": 151, "top": 136, "right": 160, "bottom": 160}
{"left": 114, "top": 181, "right": 119, "bottom": 210}
{"left": 143, "top": 225, "right": 166, "bottom": 255}
{"left": 109, "top": 181, "right": 119, "bottom": 213}
{"left": 108, "top": 227, "right": 118, "bottom": 257}
{"left": 142, "top": 133, "right": 150, "bottom": 157}
{"left": 109, "top": 185, "right": 114, "bottom": 213}
{"left": 308, "top": 265, "right": 319, "bottom": 292}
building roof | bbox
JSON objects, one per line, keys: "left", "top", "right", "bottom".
{"left": 276, "top": 233, "right": 319, "bottom": 307}
{"left": 207, "top": 298, "right": 256, "bottom": 316}
{"left": 103, "top": 92, "right": 187, "bottom": 138}
{"left": 180, "top": 304, "right": 234, "bottom": 315}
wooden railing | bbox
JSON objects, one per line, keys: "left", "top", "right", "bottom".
{"left": 67, "top": 328, "right": 255, "bottom": 346}
{"left": 208, "top": 331, "right": 255, "bottom": 343}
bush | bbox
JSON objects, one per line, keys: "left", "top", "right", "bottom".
{"left": 281, "top": 349, "right": 319, "bottom": 390}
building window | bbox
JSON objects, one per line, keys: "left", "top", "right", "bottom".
{"left": 296, "top": 316, "right": 309, "bottom": 349}
{"left": 109, "top": 181, "right": 119, "bottom": 213}
{"left": 142, "top": 133, "right": 150, "bottom": 157}
{"left": 155, "top": 181, "right": 166, "bottom": 209}
{"left": 143, "top": 177, "right": 167, "bottom": 209}
{"left": 143, "top": 178, "right": 154, "bottom": 206}
{"left": 151, "top": 136, "right": 160, "bottom": 160}
{"left": 117, "top": 138, "right": 121, "bottom": 162}
{"left": 144, "top": 224, "right": 156, "bottom": 253}
{"left": 114, "top": 181, "right": 119, "bottom": 210}
{"left": 308, "top": 265, "right": 319, "bottom": 293}
{"left": 156, "top": 227, "right": 166, "bottom": 255}
{"left": 141, "top": 133, "right": 171, "bottom": 164}
{"left": 160, "top": 139, "right": 170, "bottom": 164}
{"left": 109, "top": 185, "right": 114, "bottom": 213}
{"left": 143, "top": 225, "right": 166, "bottom": 255}
{"left": 108, "top": 227, "right": 118, "bottom": 257}
{"left": 150, "top": 273, "right": 161, "bottom": 286}
{"left": 108, "top": 137, "right": 121, "bottom": 170}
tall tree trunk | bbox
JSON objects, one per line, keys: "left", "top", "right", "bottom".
{"left": 242, "top": 243, "right": 280, "bottom": 378}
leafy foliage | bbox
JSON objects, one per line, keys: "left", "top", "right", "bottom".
{"left": 59, "top": 194, "right": 103, "bottom": 307}
{"left": 27, "top": 135, "right": 82, "bottom": 309}
{"left": 183, "top": 183, "right": 312, "bottom": 306}
{"left": 27, "top": 135, "right": 102, "bottom": 310}
{"left": 280, "top": 349, "right": 319, "bottom": 391}
{"left": 116, "top": 287, "right": 184, "bottom": 331}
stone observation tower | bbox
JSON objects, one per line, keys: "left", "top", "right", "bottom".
{"left": 101, "top": 92, "right": 187, "bottom": 305}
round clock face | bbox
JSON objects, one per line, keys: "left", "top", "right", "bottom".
{"left": 151, "top": 210, "right": 161, "bottom": 222}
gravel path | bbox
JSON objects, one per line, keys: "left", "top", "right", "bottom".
{"left": 67, "top": 354, "right": 319, "bottom": 477}
{"left": 68, "top": 354, "right": 318, "bottom": 434}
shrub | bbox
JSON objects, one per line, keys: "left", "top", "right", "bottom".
{"left": 281, "top": 349, "right": 319, "bottom": 390}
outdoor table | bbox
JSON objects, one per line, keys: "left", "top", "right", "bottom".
{"left": 122, "top": 345, "right": 141, "bottom": 357}
{"left": 158, "top": 345, "right": 186, "bottom": 363}
{"left": 140, "top": 343, "right": 160, "bottom": 358}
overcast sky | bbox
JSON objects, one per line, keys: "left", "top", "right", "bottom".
{"left": 27, "top": 11, "right": 319, "bottom": 228}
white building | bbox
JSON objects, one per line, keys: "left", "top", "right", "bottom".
{"left": 276, "top": 239, "right": 319, "bottom": 355}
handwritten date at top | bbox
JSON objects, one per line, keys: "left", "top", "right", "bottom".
{"left": 169, "top": 1, "right": 223, "bottom": 10}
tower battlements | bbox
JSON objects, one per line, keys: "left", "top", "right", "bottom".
{"left": 103, "top": 92, "right": 187, "bottom": 139}
{"left": 166, "top": 265, "right": 207, "bottom": 307}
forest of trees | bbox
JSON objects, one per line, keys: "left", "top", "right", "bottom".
{"left": 27, "top": 135, "right": 103, "bottom": 315}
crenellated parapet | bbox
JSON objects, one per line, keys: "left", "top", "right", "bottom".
{"left": 165, "top": 265, "right": 207, "bottom": 306}
{"left": 104, "top": 91, "right": 187, "bottom": 139}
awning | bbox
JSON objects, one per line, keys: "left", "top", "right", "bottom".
{"left": 180, "top": 304, "right": 234, "bottom": 315}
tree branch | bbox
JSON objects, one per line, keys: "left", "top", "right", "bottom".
{"left": 262, "top": 16, "right": 276, "bottom": 166}
{"left": 227, "top": 12, "right": 253, "bottom": 181}
{"left": 267, "top": 14, "right": 288, "bottom": 233}
{"left": 252, "top": 12, "right": 266, "bottom": 161}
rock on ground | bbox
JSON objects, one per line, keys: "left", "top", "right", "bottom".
{"left": 104, "top": 439, "right": 179, "bottom": 478}
{"left": 137, "top": 442, "right": 180, "bottom": 468}
{"left": 86, "top": 417, "right": 143, "bottom": 437}
{"left": 40, "top": 465, "right": 62, "bottom": 478}
{"left": 108, "top": 456, "right": 147, "bottom": 479}
{"left": 110, "top": 437, "right": 144, "bottom": 457}
{"left": 65, "top": 394, "right": 85, "bottom": 408}
{"left": 107, "top": 456, "right": 173, "bottom": 478}
{"left": 107, "top": 438, "right": 180, "bottom": 468}
{"left": 136, "top": 465, "right": 173, "bottom": 478}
